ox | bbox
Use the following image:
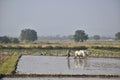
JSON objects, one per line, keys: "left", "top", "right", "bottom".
{"left": 74, "top": 50, "right": 89, "bottom": 59}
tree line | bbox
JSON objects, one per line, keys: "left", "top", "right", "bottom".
{"left": 0, "top": 36, "right": 19, "bottom": 43}
{"left": 0, "top": 29, "right": 120, "bottom": 43}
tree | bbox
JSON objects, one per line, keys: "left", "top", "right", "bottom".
{"left": 73, "top": 30, "right": 88, "bottom": 42}
{"left": 93, "top": 35, "right": 100, "bottom": 41}
{"left": 115, "top": 32, "right": 120, "bottom": 40}
{"left": 0, "top": 36, "right": 11, "bottom": 43}
{"left": 10, "top": 38, "right": 19, "bottom": 43}
{"left": 20, "top": 29, "right": 37, "bottom": 42}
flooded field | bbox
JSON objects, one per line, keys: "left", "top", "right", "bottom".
{"left": 1, "top": 55, "right": 120, "bottom": 80}
{"left": 16, "top": 55, "right": 120, "bottom": 75}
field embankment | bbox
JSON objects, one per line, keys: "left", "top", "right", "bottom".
{"left": 0, "top": 54, "right": 21, "bottom": 75}
{"left": 0, "top": 41, "right": 120, "bottom": 58}
{"left": 0, "top": 54, "right": 11, "bottom": 66}
{"left": 0, "top": 41, "right": 119, "bottom": 49}
{"left": 1, "top": 74, "right": 120, "bottom": 78}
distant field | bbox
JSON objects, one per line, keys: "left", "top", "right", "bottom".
{"left": 0, "top": 41, "right": 120, "bottom": 49}
{"left": 0, "top": 41, "right": 120, "bottom": 58}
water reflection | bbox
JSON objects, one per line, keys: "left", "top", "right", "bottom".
{"left": 67, "top": 57, "right": 70, "bottom": 69}
{"left": 74, "top": 58, "right": 86, "bottom": 69}
{"left": 67, "top": 57, "right": 87, "bottom": 69}
{"left": 17, "top": 56, "right": 120, "bottom": 75}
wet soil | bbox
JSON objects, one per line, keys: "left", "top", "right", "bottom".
{"left": 16, "top": 55, "right": 120, "bottom": 75}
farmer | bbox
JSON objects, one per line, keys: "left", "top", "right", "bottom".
{"left": 67, "top": 50, "right": 71, "bottom": 58}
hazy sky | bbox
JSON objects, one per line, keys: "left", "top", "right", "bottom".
{"left": 0, "top": 0, "right": 120, "bottom": 37}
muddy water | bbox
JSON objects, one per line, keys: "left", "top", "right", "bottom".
{"left": 2, "top": 77, "right": 120, "bottom": 80}
{"left": 16, "top": 55, "right": 120, "bottom": 75}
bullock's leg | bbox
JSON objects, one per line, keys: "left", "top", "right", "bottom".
{"left": 74, "top": 53, "right": 77, "bottom": 59}
{"left": 74, "top": 56, "right": 77, "bottom": 59}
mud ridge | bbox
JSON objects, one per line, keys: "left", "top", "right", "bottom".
{"left": 88, "top": 56, "right": 120, "bottom": 59}
{"left": 11, "top": 55, "right": 22, "bottom": 74}
{"left": 1, "top": 74, "right": 120, "bottom": 78}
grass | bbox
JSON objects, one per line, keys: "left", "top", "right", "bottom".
{"left": 88, "top": 49, "right": 120, "bottom": 58}
{"left": 0, "top": 41, "right": 120, "bottom": 57}
{"left": 0, "top": 54, "right": 21, "bottom": 75}
{"left": 0, "top": 54, "right": 11, "bottom": 66}
{"left": 0, "top": 41, "right": 119, "bottom": 48}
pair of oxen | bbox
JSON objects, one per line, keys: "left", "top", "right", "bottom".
{"left": 67, "top": 50, "right": 89, "bottom": 59}
{"left": 74, "top": 50, "right": 89, "bottom": 59}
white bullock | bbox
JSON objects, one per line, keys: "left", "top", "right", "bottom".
{"left": 74, "top": 50, "right": 89, "bottom": 59}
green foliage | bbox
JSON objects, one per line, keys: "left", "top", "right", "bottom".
{"left": 10, "top": 38, "right": 19, "bottom": 43}
{"left": 115, "top": 32, "right": 120, "bottom": 40}
{"left": 0, "top": 36, "right": 19, "bottom": 44}
{"left": 73, "top": 30, "right": 88, "bottom": 42}
{"left": 91, "top": 46, "right": 120, "bottom": 51}
{"left": 93, "top": 35, "right": 100, "bottom": 41}
{"left": 20, "top": 29, "right": 37, "bottom": 42}
{"left": 0, "top": 36, "right": 11, "bottom": 43}
{"left": 89, "top": 49, "right": 120, "bottom": 58}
